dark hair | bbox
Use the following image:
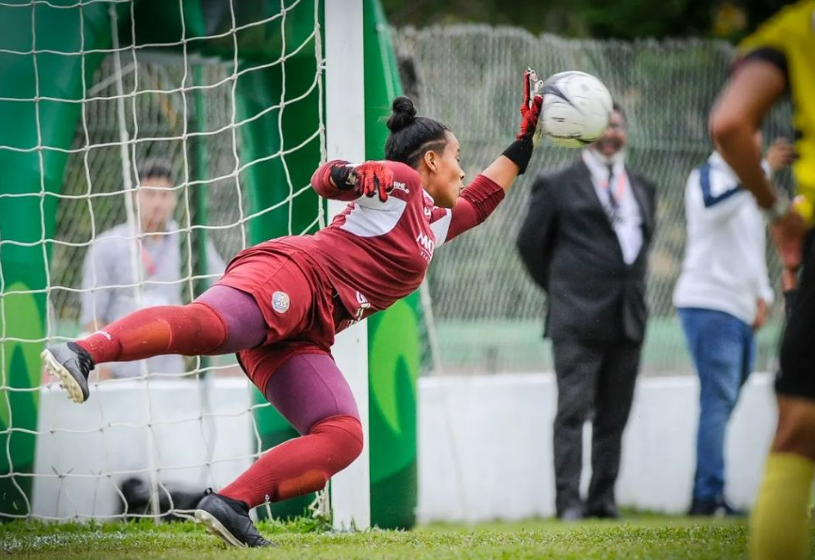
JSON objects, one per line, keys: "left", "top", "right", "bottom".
{"left": 384, "top": 96, "right": 449, "bottom": 168}
{"left": 612, "top": 101, "right": 627, "bottom": 124}
{"left": 136, "top": 157, "right": 174, "bottom": 184}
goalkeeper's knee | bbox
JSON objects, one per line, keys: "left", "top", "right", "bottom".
{"left": 271, "top": 415, "right": 363, "bottom": 502}
{"left": 309, "top": 415, "right": 364, "bottom": 474}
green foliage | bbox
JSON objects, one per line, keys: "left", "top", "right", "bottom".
{"left": 381, "top": 0, "right": 798, "bottom": 41}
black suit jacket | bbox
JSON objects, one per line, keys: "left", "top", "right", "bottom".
{"left": 516, "top": 160, "right": 657, "bottom": 343}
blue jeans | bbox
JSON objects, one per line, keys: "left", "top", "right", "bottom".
{"left": 678, "top": 307, "right": 755, "bottom": 501}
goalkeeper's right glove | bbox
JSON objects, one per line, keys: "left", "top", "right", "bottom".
{"left": 330, "top": 161, "right": 395, "bottom": 202}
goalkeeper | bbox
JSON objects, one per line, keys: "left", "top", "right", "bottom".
{"left": 709, "top": 2, "right": 815, "bottom": 559}
{"left": 42, "top": 69, "right": 543, "bottom": 548}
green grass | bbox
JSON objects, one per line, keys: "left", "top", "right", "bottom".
{"left": 3, "top": 515, "right": 810, "bottom": 560}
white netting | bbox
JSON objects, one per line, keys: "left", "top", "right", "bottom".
{"left": 0, "top": 0, "right": 325, "bottom": 520}
{"left": 394, "top": 27, "right": 795, "bottom": 376}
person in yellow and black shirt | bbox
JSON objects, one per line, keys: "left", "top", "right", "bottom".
{"left": 709, "top": 2, "right": 815, "bottom": 559}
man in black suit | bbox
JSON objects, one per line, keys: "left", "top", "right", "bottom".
{"left": 517, "top": 104, "right": 657, "bottom": 521}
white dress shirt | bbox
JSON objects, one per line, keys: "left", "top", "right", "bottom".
{"left": 582, "top": 148, "right": 644, "bottom": 265}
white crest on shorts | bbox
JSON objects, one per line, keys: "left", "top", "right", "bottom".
{"left": 272, "top": 291, "right": 290, "bottom": 313}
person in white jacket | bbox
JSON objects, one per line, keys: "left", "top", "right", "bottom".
{"left": 673, "top": 134, "right": 794, "bottom": 516}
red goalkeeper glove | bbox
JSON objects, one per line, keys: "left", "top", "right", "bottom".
{"left": 502, "top": 68, "right": 544, "bottom": 174}
{"left": 330, "top": 161, "right": 395, "bottom": 202}
{"left": 517, "top": 68, "right": 544, "bottom": 143}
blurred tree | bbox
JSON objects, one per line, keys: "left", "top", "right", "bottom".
{"left": 381, "top": 0, "right": 797, "bottom": 41}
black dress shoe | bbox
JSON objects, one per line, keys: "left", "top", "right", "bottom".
{"left": 585, "top": 503, "right": 620, "bottom": 519}
{"left": 688, "top": 497, "right": 745, "bottom": 517}
{"left": 558, "top": 505, "right": 584, "bottom": 522}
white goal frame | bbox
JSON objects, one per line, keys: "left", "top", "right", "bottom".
{"left": 324, "top": 0, "right": 370, "bottom": 532}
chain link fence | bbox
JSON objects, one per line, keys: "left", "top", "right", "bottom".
{"left": 393, "top": 26, "right": 794, "bottom": 375}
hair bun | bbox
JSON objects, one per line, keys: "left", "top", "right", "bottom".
{"left": 387, "top": 96, "right": 417, "bottom": 132}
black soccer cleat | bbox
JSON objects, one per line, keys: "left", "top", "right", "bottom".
{"left": 41, "top": 342, "right": 94, "bottom": 403}
{"left": 194, "top": 489, "right": 274, "bottom": 548}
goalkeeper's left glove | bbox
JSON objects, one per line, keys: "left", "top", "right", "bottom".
{"left": 503, "top": 68, "right": 544, "bottom": 175}
{"left": 517, "top": 68, "right": 544, "bottom": 143}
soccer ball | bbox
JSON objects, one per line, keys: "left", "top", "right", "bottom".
{"left": 539, "top": 71, "right": 613, "bottom": 148}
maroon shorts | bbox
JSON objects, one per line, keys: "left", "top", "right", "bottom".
{"left": 215, "top": 243, "right": 338, "bottom": 393}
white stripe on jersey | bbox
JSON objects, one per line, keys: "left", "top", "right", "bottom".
{"left": 430, "top": 209, "right": 453, "bottom": 246}
{"left": 340, "top": 196, "right": 407, "bottom": 237}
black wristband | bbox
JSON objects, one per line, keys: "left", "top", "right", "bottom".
{"left": 330, "top": 164, "right": 355, "bottom": 191}
{"left": 502, "top": 139, "right": 533, "bottom": 175}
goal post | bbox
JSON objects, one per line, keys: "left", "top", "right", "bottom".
{"left": 324, "top": 0, "right": 370, "bottom": 531}
{"left": 360, "top": 0, "right": 422, "bottom": 530}
{"left": 0, "top": 0, "right": 419, "bottom": 529}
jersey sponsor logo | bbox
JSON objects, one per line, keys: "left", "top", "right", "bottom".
{"left": 422, "top": 192, "right": 435, "bottom": 220}
{"left": 392, "top": 181, "right": 409, "bottom": 194}
{"left": 354, "top": 291, "right": 371, "bottom": 320}
{"left": 272, "top": 291, "right": 290, "bottom": 313}
{"left": 416, "top": 232, "right": 436, "bottom": 260}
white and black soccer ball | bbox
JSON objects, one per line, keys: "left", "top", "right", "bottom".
{"left": 540, "top": 71, "right": 613, "bottom": 148}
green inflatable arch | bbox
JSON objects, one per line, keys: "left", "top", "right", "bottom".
{"left": 0, "top": 0, "right": 418, "bottom": 529}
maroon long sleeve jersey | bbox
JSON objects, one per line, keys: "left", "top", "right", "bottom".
{"left": 273, "top": 159, "right": 505, "bottom": 331}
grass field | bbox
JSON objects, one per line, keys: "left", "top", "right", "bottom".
{"left": 4, "top": 515, "right": 811, "bottom": 560}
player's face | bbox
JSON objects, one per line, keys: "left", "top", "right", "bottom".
{"left": 592, "top": 110, "right": 627, "bottom": 157}
{"left": 427, "top": 132, "right": 465, "bottom": 209}
{"left": 136, "top": 176, "right": 177, "bottom": 233}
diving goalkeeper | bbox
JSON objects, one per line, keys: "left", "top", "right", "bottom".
{"left": 42, "top": 69, "right": 544, "bottom": 548}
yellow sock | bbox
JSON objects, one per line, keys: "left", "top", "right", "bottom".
{"left": 750, "top": 453, "right": 815, "bottom": 560}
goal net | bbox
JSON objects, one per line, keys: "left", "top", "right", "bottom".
{"left": 393, "top": 27, "right": 795, "bottom": 376}
{"left": 0, "top": 0, "right": 327, "bottom": 521}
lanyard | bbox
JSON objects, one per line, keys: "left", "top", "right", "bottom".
{"left": 602, "top": 168, "right": 627, "bottom": 208}
{"left": 141, "top": 235, "right": 171, "bottom": 279}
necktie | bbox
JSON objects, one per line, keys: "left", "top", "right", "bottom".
{"left": 606, "top": 165, "right": 619, "bottom": 222}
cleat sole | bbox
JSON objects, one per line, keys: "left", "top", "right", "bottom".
{"left": 41, "top": 349, "right": 86, "bottom": 404}
{"left": 194, "top": 509, "right": 247, "bottom": 548}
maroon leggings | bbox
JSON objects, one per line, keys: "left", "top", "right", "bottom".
{"left": 196, "top": 285, "right": 359, "bottom": 430}
{"left": 76, "top": 284, "right": 363, "bottom": 507}
{"left": 197, "top": 286, "right": 362, "bottom": 506}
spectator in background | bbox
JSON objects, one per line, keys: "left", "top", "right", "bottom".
{"left": 673, "top": 136, "right": 794, "bottom": 516}
{"left": 81, "top": 157, "right": 226, "bottom": 378}
{"left": 517, "top": 103, "right": 657, "bottom": 521}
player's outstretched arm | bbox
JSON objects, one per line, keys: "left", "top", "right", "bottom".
{"left": 433, "top": 69, "right": 544, "bottom": 245}
{"left": 481, "top": 68, "right": 543, "bottom": 191}
{"left": 311, "top": 160, "right": 394, "bottom": 202}
{"left": 710, "top": 58, "right": 807, "bottom": 270}
{"left": 709, "top": 59, "right": 786, "bottom": 209}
